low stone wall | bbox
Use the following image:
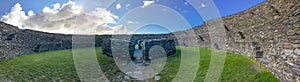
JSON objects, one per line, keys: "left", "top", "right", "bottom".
{"left": 0, "top": 24, "right": 73, "bottom": 60}
{"left": 171, "top": 0, "right": 299, "bottom": 81}
{"left": 102, "top": 38, "right": 176, "bottom": 60}
{"left": 0, "top": 0, "right": 299, "bottom": 81}
{"left": 142, "top": 39, "right": 176, "bottom": 59}
{"left": 102, "top": 39, "right": 133, "bottom": 57}
{"left": 0, "top": 22, "right": 175, "bottom": 60}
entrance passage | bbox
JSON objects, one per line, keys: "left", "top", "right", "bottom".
{"left": 133, "top": 49, "right": 143, "bottom": 63}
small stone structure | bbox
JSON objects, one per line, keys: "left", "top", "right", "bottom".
{"left": 0, "top": 22, "right": 172, "bottom": 60}
{"left": 102, "top": 38, "right": 176, "bottom": 60}
{"left": 0, "top": 0, "right": 299, "bottom": 81}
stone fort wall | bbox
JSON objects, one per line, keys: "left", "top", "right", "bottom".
{"left": 102, "top": 38, "right": 176, "bottom": 59}
{"left": 0, "top": 23, "right": 173, "bottom": 60}
{"left": 173, "top": 0, "right": 299, "bottom": 81}
{"left": 0, "top": 0, "right": 299, "bottom": 81}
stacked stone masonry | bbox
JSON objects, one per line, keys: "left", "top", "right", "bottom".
{"left": 0, "top": 0, "right": 299, "bottom": 81}
{"left": 102, "top": 38, "right": 176, "bottom": 60}
{"left": 174, "top": 0, "right": 299, "bottom": 81}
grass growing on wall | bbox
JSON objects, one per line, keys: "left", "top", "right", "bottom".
{"left": 0, "top": 47, "right": 279, "bottom": 82}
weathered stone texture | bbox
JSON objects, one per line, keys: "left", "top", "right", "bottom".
{"left": 142, "top": 39, "right": 176, "bottom": 57}
{"left": 102, "top": 38, "right": 176, "bottom": 60}
{"left": 172, "top": 0, "right": 299, "bottom": 81}
{"left": 0, "top": 0, "right": 299, "bottom": 81}
{"left": 0, "top": 23, "right": 73, "bottom": 60}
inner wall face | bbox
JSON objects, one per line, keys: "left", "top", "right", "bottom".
{"left": 0, "top": 0, "right": 298, "bottom": 82}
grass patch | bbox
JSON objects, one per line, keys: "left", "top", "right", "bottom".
{"left": 0, "top": 47, "right": 279, "bottom": 82}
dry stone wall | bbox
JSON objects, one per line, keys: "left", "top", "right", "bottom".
{"left": 222, "top": 0, "right": 299, "bottom": 81}
{"left": 102, "top": 38, "right": 176, "bottom": 60}
{"left": 142, "top": 39, "right": 176, "bottom": 57}
{"left": 0, "top": 22, "right": 73, "bottom": 60}
{"left": 172, "top": 0, "right": 299, "bottom": 81}
{"left": 0, "top": 0, "right": 299, "bottom": 81}
{"left": 0, "top": 23, "right": 174, "bottom": 60}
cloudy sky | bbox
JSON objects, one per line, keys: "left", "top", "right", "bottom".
{"left": 0, "top": 0, "right": 264, "bottom": 34}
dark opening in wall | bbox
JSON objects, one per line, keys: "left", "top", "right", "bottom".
{"left": 252, "top": 42, "right": 259, "bottom": 46}
{"left": 270, "top": 5, "right": 280, "bottom": 14}
{"left": 292, "top": 9, "right": 300, "bottom": 16}
{"left": 214, "top": 43, "right": 219, "bottom": 50}
{"left": 256, "top": 51, "right": 264, "bottom": 58}
{"left": 254, "top": 46, "right": 261, "bottom": 51}
{"left": 5, "top": 33, "right": 16, "bottom": 40}
{"left": 238, "top": 31, "right": 246, "bottom": 39}
{"left": 34, "top": 44, "right": 41, "bottom": 52}
{"left": 8, "top": 33, "right": 16, "bottom": 37}
{"left": 250, "top": 11, "right": 256, "bottom": 15}
{"left": 224, "top": 25, "right": 230, "bottom": 31}
{"left": 49, "top": 37, "right": 55, "bottom": 41}
{"left": 198, "top": 35, "right": 205, "bottom": 41}
{"left": 5, "top": 37, "right": 13, "bottom": 40}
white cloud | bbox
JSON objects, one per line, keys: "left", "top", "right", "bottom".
{"left": 199, "top": 3, "right": 206, "bottom": 8}
{"left": 93, "top": 25, "right": 129, "bottom": 34}
{"left": 1, "top": 3, "right": 27, "bottom": 29}
{"left": 127, "top": 21, "right": 134, "bottom": 24}
{"left": 184, "top": 2, "right": 189, "bottom": 5}
{"left": 127, "top": 20, "right": 139, "bottom": 24}
{"left": 42, "top": 6, "right": 56, "bottom": 13}
{"left": 1, "top": 1, "right": 129, "bottom": 35}
{"left": 53, "top": 3, "right": 61, "bottom": 10}
{"left": 27, "top": 10, "right": 34, "bottom": 16}
{"left": 201, "top": 3, "right": 206, "bottom": 7}
{"left": 116, "top": 3, "right": 122, "bottom": 10}
{"left": 142, "top": 1, "right": 155, "bottom": 8}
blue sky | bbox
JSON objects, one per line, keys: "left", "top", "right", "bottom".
{"left": 0, "top": 0, "right": 265, "bottom": 34}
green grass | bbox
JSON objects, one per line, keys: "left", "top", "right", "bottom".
{"left": 0, "top": 47, "right": 279, "bottom": 82}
